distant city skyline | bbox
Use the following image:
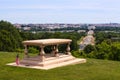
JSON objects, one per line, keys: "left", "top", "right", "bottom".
{"left": 0, "top": 0, "right": 120, "bottom": 23}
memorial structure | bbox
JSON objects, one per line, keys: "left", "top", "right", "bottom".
{"left": 7, "top": 39, "right": 86, "bottom": 70}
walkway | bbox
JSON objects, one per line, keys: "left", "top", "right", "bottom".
{"left": 79, "top": 30, "right": 95, "bottom": 50}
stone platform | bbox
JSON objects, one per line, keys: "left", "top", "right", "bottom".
{"left": 7, "top": 54, "right": 86, "bottom": 70}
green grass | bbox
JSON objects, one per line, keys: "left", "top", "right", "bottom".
{"left": 0, "top": 52, "right": 120, "bottom": 80}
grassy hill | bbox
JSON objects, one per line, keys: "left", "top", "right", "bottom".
{"left": 0, "top": 52, "right": 120, "bottom": 80}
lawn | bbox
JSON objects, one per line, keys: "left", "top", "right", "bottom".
{"left": 0, "top": 52, "right": 120, "bottom": 80}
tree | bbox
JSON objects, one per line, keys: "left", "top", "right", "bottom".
{"left": 0, "top": 20, "right": 22, "bottom": 51}
{"left": 110, "top": 42, "right": 120, "bottom": 61}
{"left": 83, "top": 44, "right": 96, "bottom": 54}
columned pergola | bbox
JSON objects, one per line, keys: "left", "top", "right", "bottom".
{"left": 22, "top": 39, "right": 72, "bottom": 62}
{"left": 7, "top": 39, "right": 86, "bottom": 70}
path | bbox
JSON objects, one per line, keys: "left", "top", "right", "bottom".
{"left": 79, "top": 30, "right": 95, "bottom": 50}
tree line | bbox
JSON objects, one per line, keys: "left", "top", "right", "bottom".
{"left": 0, "top": 20, "right": 85, "bottom": 52}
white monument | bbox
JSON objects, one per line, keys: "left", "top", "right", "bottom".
{"left": 7, "top": 39, "right": 86, "bottom": 70}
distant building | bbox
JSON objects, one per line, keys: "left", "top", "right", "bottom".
{"left": 77, "top": 30, "right": 86, "bottom": 33}
{"left": 23, "top": 27, "right": 31, "bottom": 30}
{"left": 14, "top": 24, "right": 21, "bottom": 29}
{"left": 87, "top": 30, "right": 94, "bottom": 35}
{"left": 88, "top": 26, "right": 96, "bottom": 30}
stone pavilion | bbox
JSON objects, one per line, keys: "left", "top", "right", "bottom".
{"left": 7, "top": 39, "right": 86, "bottom": 70}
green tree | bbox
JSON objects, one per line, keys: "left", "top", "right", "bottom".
{"left": 83, "top": 44, "right": 96, "bottom": 54}
{"left": 110, "top": 42, "right": 120, "bottom": 61}
{"left": 0, "top": 20, "right": 22, "bottom": 51}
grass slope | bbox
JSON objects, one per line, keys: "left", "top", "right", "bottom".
{"left": 0, "top": 52, "right": 120, "bottom": 80}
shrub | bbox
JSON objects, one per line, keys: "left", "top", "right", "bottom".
{"left": 28, "top": 47, "right": 39, "bottom": 54}
{"left": 15, "top": 48, "right": 24, "bottom": 53}
{"left": 71, "top": 50, "right": 85, "bottom": 58}
{"left": 84, "top": 45, "right": 96, "bottom": 54}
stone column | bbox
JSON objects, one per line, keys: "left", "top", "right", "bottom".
{"left": 40, "top": 45, "right": 45, "bottom": 62}
{"left": 24, "top": 45, "right": 29, "bottom": 58}
{"left": 55, "top": 44, "right": 59, "bottom": 57}
{"left": 66, "top": 43, "right": 71, "bottom": 55}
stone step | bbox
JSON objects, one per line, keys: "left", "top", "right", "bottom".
{"left": 20, "top": 55, "right": 76, "bottom": 66}
{"left": 20, "top": 60, "right": 40, "bottom": 66}
{"left": 45, "top": 55, "right": 70, "bottom": 61}
{"left": 38, "top": 56, "right": 75, "bottom": 66}
{"left": 44, "top": 58, "right": 86, "bottom": 69}
{"left": 23, "top": 54, "right": 69, "bottom": 61}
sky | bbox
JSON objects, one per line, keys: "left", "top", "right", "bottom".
{"left": 0, "top": 0, "right": 120, "bottom": 23}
